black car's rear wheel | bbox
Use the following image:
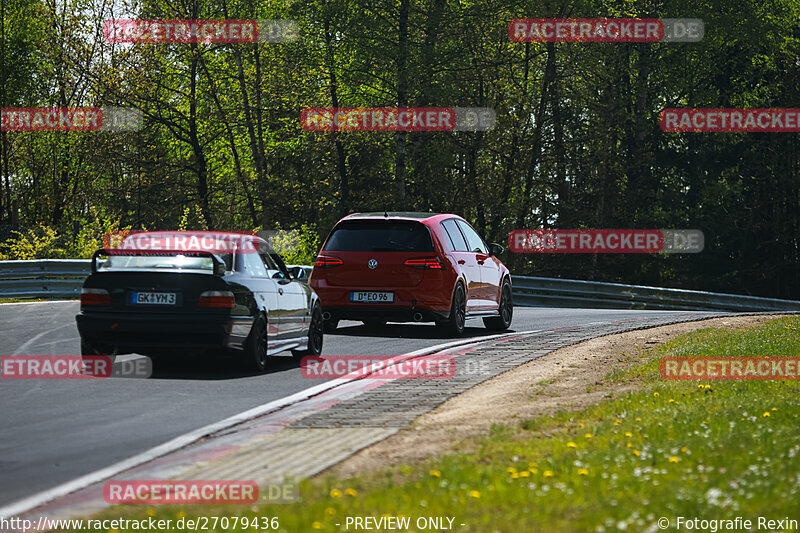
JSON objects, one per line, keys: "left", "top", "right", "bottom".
{"left": 484, "top": 279, "right": 513, "bottom": 331}
{"left": 242, "top": 313, "right": 269, "bottom": 372}
{"left": 440, "top": 282, "right": 466, "bottom": 336}
{"left": 292, "top": 304, "right": 324, "bottom": 360}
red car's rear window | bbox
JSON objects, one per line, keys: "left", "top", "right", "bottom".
{"left": 323, "top": 221, "right": 434, "bottom": 252}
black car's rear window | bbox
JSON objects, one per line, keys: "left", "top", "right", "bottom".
{"left": 323, "top": 221, "right": 434, "bottom": 252}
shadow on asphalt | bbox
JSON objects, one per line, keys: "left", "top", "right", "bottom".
{"left": 144, "top": 353, "right": 301, "bottom": 380}
{"left": 330, "top": 321, "right": 507, "bottom": 340}
{"left": 137, "top": 321, "right": 515, "bottom": 380}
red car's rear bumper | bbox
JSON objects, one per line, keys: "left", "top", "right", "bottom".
{"left": 311, "top": 277, "right": 454, "bottom": 322}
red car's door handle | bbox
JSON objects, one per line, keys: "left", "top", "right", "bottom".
{"left": 477, "top": 260, "right": 485, "bottom": 265}
{"left": 458, "top": 259, "right": 466, "bottom": 264}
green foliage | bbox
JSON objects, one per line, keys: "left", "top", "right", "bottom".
{"left": 265, "top": 224, "right": 321, "bottom": 266}
{"left": 1, "top": 0, "right": 799, "bottom": 297}
{"left": 0, "top": 213, "right": 129, "bottom": 259}
{"left": 0, "top": 225, "right": 62, "bottom": 260}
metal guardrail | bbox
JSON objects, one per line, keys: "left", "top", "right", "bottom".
{"left": 0, "top": 260, "right": 91, "bottom": 299}
{"left": 0, "top": 260, "right": 798, "bottom": 312}
{"left": 511, "top": 275, "right": 800, "bottom": 312}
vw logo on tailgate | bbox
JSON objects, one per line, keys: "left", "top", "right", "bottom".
{"left": 367, "top": 259, "right": 378, "bottom": 269}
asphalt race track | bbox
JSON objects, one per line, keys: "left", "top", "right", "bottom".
{"left": 0, "top": 301, "right": 726, "bottom": 507}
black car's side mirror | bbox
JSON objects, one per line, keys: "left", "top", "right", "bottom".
{"left": 489, "top": 243, "right": 504, "bottom": 256}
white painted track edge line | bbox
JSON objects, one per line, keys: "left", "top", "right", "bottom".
{"left": 0, "top": 329, "right": 538, "bottom": 519}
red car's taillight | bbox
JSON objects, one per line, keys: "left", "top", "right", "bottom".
{"left": 314, "top": 255, "right": 343, "bottom": 268}
{"left": 404, "top": 257, "right": 444, "bottom": 270}
{"left": 81, "top": 288, "right": 111, "bottom": 306}
{"left": 198, "top": 290, "right": 235, "bottom": 308}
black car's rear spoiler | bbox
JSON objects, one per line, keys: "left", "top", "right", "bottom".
{"left": 91, "top": 248, "right": 228, "bottom": 276}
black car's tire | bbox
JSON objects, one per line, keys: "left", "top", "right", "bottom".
{"left": 80, "top": 339, "right": 116, "bottom": 364}
{"left": 440, "top": 282, "right": 466, "bottom": 336}
{"left": 484, "top": 279, "right": 513, "bottom": 331}
{"left": 362, "top": 319, "right": 386, "bottom": 329}
{"left": 242, "top": 313, "right": 269, "bottom": 372}
{"left": 292, "top": 304, "right": 324, "bottom": 360}
{"left": 323, "top": 318, "right": 339, "bottom": 333}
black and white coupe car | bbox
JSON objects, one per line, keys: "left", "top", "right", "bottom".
{"left": 75, "top": 231, "right": 323, "bottom": 372}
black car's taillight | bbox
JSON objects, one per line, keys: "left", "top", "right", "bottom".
{"left": 404, "top": 257, "right": 444, "bottom": 270}
{"left": 198, "top": 290, "right": 235, "bottom": 308}
{"left": 314, "top": 255, "right": 343, "bottom": 268}
{"left": 81, "top": 288, "right": 111, "bottom": 306}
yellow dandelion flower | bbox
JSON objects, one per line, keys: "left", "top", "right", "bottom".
{"left": 519, "top": 471, "right": 530, "bottom": 478}
{"left": 325, "top": 507, "right": 336, "bottom": 516}
{"left": 763, "top": 412, "right": 770, "bottom": 417}
{"left": 578, "top": 423, "right": 584, "bottom": 428}
{"left": 329, "top": 488, "right": 342, "bottom": 498}
{"left": 772, "top": 407, "right": 778, "bottom": 411}
{"left": 704, "top": 385, "right": 711, "bottom": 389}
{"left": 653, "top": 392, "right": 660, "bottom": 397}
{"left": 632, "top": 449, "right": 641, "bottom": 457}
{"left": 681, "top": 446, "right": 688, "bottom": 453}
{"left": 469, "top": 490, "right": 481, "bottom": 498}
{"left": 668, "top": 456, "right": 679, "bottom": 463}
{"left": 585, "top": 433, "right": 593, "bottom": 439}
{"left": 530, "top": 469, "right": 538, "bottom": 475}
{"left": 635, "top": 417, "right": 642, "bottom": 422}
{"left": 543, "top": 470, "right": 554, "bottom": 477}
{"left": 312, "top": 521, "right": 322, "bottom": 530}
{"left": 146, "top": 509, "right": 156, "bottom": 517}
{"left": 613, "top": 419, "right": 622, "bottom": 426}
{"left": 668, "top": 398, "right": 676, "bottom": 404}
{"left": 624, "top": 432, "right": 633, "bottom": 438}
{"left": 627, "top": 442, "right": 634, "bottom": 448}
{"left": 511, "top": 473, "right": 519, "bottom": 479}
{"left": 567, "top": 442, "right": 577, "bottom": 448}
{"left": 697, "top": 384, "right": 704, "bottom": 389}
{"left": 429, "top": 469, "right": 442, "bottom": 478}
{"left": 577, "top": 468, "right": 589, "bottom": 475}
{"left": 345, "top": 488, "right": 357, "bottom": 497}
{"left": 176, "top": 512, "right": 186, "bottom": 519}
{"left": 528, "top": 462, "right": 538, "bottom": 468}
{"left": 507, "top": 467, "right": 517, "bottom": 474}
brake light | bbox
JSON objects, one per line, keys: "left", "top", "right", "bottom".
{"left": 404, "top": 257, "right": 444, "bottom": 270}
{"left": 198, "top": 290, "right": 235, "bottom": 308}
{"left": 314, "top": 256, "right": 343, "bottom": 268}
{"left": 81, "top": 288, "right": 111, "bottom": 306}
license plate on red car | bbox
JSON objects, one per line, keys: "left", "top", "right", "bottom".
{"left": 350, "top": 291, "right": 394, "bottom": 303}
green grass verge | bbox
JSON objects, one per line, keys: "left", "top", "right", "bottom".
{"left": 76, "top": 317, "right": 800, "bottom": 532}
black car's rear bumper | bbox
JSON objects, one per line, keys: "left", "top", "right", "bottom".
{"left": 76, "top": 312, "right": 238, "bottom": 355}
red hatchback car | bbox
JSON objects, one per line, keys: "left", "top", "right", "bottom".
{"left": 309, "top": 212, "right": 513, "bottom": 335}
